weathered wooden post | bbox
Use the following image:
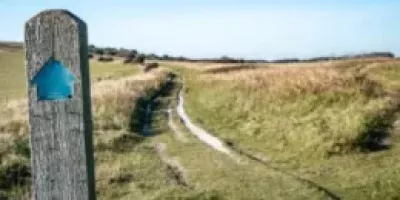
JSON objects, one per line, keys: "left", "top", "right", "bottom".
{"left": 24, "top": 9, "right": 96, "bottom": 200}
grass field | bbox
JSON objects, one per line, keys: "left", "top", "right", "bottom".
{"left": 0, "top": 49, "right": 139, "bottom": 103}
{"left": 146, "top": 76, "right": 331, "bottom": 200}
{"left": 0, "top": 47, "right": 145, "bottom": 199}
{"left": 0, "top": 54, "right": 331, "bottom": 199}
{"left": 179, "top": 60, "right": 400, "bottom": 199}
{"left": 2, "top": 43, "right": 400, "bottom": 199}
{"left": 0, "top": 68, "right": 194, "bottom": 199}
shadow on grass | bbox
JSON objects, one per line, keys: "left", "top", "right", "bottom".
{"left": 96, "top": 73, "right": 177, "bottom": 153}
{"left": 129, "top": 72, "right": 177, "bottom": 137}
{"left": 0, "top": 162, "right": 30, "bottom": 190}
{"left": 0, "top": 159, "right": 31, "bottom": 200}
{"left": 330, "top": 69, "right": 399, "bottom": 153}
{"left": 353, "top": 101, "right": 400, "bottom": 152}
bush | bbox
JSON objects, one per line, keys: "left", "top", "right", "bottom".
{"left": 95, "top": 49, "right": 104, "bottom": 56}
{"left": 127, "top": 50, "right": 138, "bottom": 60}
{"left": 107, "top": 50, "right": 118, "bottom": 56}
{"left": 98, "top": 56, "right": 114, "bottom": 62}
{"left": 123, "top": 57, "right": 133, "bottom": 64}
{"left": 144, "top": 62, "right": 159, "bottom": 72}
{"left": 162, "top": 54, "right": 170, "bottom": 60}
{"left": 135, "top": 54, "right": 145, "bottom": 64}
{"left": 271, "top": 58, "right": 300, "bottom": 63}
{"left": 117, "top": 48, "right": 130, "bottom": 57}
{"left": 0, "top": 158, "right": 30, "bottom": 190}
{"left": 123, "top": 50, "right": 140, "bottom": 64}
{"left": 88, "top": 45, "right": 96, "bottom": 54}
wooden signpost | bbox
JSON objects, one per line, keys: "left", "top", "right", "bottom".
{"left": 24, "top": 10, "right": 96, "bottom": 200}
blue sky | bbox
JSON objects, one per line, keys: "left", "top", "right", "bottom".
{"left": 1, "top": 0, "right": 399, "bottom": 59}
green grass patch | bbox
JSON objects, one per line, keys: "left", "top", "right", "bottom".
{"left": 179, "top": 62, "right": 400, "bottom": 199}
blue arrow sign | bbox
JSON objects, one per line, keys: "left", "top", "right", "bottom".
{"left": 31, "top": 58, "right": 75, "bottom": 101}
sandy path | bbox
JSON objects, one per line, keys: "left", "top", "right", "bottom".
{"left": 167, "top": 107, "right": 188, "bottom": 143}
{"left": 176, "top": 89, "right": 237, "bottom": 160}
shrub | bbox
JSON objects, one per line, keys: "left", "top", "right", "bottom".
{"left": 123, "top": 58, "right": 133, "bottom": 64}
{"left": 107, "top": 50, "right": 118, "bottom": 56}
{"left": 162, "top": 54, "right": 170, "bottom": 60}
{"left": 270, "top": 58, "right": 300, "bottom": 63}
{"left": 144, "top": 62, "right": 159, "bottom": 72}
{"left": 123, "top": 50, "right": 140, "bottom": 64}
{"left": 117, "top": 48, "right": 130, "bottom": 57}
{"left": 127, "top": 50, "right": 138, "bottom": 60}
{"left": 98, "top": 56, "right": 114, "bottom": 62}
{"left": 95, "top": 49, "right": 104, "bottom": 56}
{"left": 135, "top": 54, "right": 145, "bottom": 64}
{"left": 0, "top": 157, "right": 30, "bottom": 190}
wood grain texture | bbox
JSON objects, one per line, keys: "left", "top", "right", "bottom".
{"left": 24, "top": 9, "right": 95, "bottom": 200}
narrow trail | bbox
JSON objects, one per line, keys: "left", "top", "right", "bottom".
{"left": 154, "top": 143, "right": 191, "bottom": 187}
{"left": 166, "top": 107, "right": 189, "bottom": 143}
{"left": 136, "top": 73, "right": 191, "bottom": 188}
{"left": 176, "top": 88, "right": 239, "bottom": 161}
{"left": 174, "top": 78, "right": 341, "bottom": 200}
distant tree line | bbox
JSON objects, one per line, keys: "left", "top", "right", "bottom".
{"left": 88, "top": 44, "right": 395, "bottom": 64}
{"left": 89, "top": 44, "right": 164, "bottom": 64}
{"left": 88, "top": 45, "right": 160, "bottom": 72}
{"left": 190, "top": 52, "right": 395, "bottom": 64}
{"left": 300, "top": 52, "right": 395, "bottom": 63}
{"left": 195, "top": 52, "right": 395, "bottom": 64}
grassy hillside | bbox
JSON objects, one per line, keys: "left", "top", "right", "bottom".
{"left": 180, "top": 60, "right": 400, "bottom": 199}
{"left": 0, "top": 61, "right": 334, "bottom": 199}
{"left": 2, "top": 42, "right": 400, "bottom": 199}
{"left": 0, "top": 49, "right": 139, "bottom": 103}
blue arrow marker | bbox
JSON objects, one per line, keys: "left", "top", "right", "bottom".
{"left": 31, "top": 59, "right": 75, "bottom": 101}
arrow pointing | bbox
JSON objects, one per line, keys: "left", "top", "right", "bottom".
{"left": 31, "top": 58, "right": 75, "bottom": 101}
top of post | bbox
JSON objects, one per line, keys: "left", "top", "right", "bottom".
{"left": 24, "top": 8, "right": 89, "bottom": 100}
{"left": 26, "top": 9, "right": 86, "bottom": 26}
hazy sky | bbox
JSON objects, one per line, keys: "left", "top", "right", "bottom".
{"left": 1, "top": 0, "right": 399, "bottom": 59}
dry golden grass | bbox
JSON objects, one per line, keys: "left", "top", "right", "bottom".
{"left": 92, "top": 69, "right": 167, "bottom": 130}
{"left": 202, "top": 66, "right": 358, "bottom": 96}
{"left": 0, "top": 100, "right": 27, "bottom": 136}
{"left": 0, "top": 69, "right": 175, "bottom": 199}
{"left": 0, "top": 69, "right": 167, "bottom": 136}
